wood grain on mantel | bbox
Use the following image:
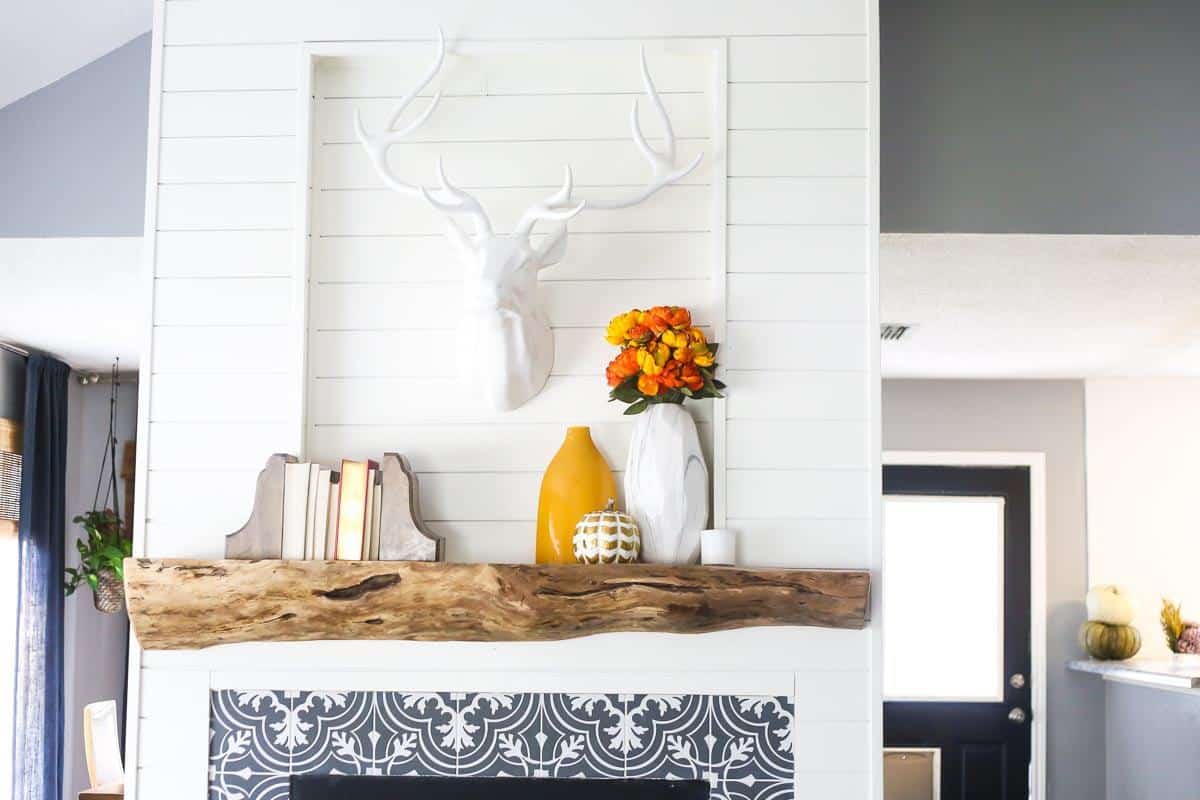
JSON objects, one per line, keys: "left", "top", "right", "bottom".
{"left": 124, "top": 559, "right": 871, "bottom": 650}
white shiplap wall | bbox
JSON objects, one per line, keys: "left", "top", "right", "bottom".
{"left": 133, "top": 1, "right": 880, "bottom": 798}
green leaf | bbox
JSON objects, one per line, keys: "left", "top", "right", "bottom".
{"left": 85, "top": 573, "right": 99, "bottom": 591}
{"left": 624, "top": 399, "right": 650, "bottom": 415}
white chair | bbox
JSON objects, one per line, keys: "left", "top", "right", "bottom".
{"left": 82, "top": 700, "right": 124, "bottom": 796}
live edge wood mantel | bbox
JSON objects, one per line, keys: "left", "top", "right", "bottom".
{"left": 123, "top": 559, "right": 871, "bottom": 650}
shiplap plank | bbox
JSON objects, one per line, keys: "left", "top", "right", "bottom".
{"left": 162, "top": 44, "right": 297, "bottom": 91}
{"left": 316, "top": 185, "right": 706, "bottom": 236}
{"left": 315, "top": 139, "right": 711, "bottom": 190}
{"left": 310, "top": 279, "right": 713, "bottom": 330}
{"left": 727, "top": 225, "right": 867, "bottom": 273}
{"left": 153, "top": 278, "right": 291, "bottom": 326}
{"left": 726, "top": 469, "right": 869, "bottom": 519}
{"left": 162, "top": 2, "right": 867, "bottom": 45}
{"left": 793, "top": 671, "right": 872, "bottom": 721}
{"left": 138, "top": 670, "right": 209, "bottom": 721}
{"left": 151, "top": 373, "right": 294, "bottom": 422}
{"left": 794, "top": 773, "right": 872, "bottom": 796}
{"left": 728, "top": 274, "right": 868, "bottom": 322}
{"left": 727, "top": 420, "right": 868, "bottom": 469}
{"left": 160, "top": 91, "right": 295, "bottom": 138}
{"left": 728, "top": 178, "right": 866, "bottom": 225}
{"left": 152, "top": 326, "right": 292, "bottom": 373}
{"left": 728, "top": 130, "right": 867, "bottom": 177}
{"left": 316, "top": 45, "right": 710, "bottom": 96}
{"left": 723, "top": 371, "right": 868, "bottom": 420}
{"left": 725, "top": 322, "right": 869, "bottom": 371}
{"left": 728, "top": 36, "right": 868, "bottom": 83}
{"left": 149, "top": 422, "right": 295, "bottom": 470}
{"left": 417, "top": 471, "right": 623, "bottom": 522}
{"left": 311, "top": 327, "right": 634, "bottom": 378}
{"left": 794, "top": 722, "right": 872, "bottom": 772}
{"left": 311, "top": 232, "right": 709, "bottom": 282}
{"left": 434, "top": 521, "right": 533, "bottom": 564}
{"left": 159, "top": 137, "right": 297, "bottom": 183}
{"left": 732, "top": 518, "right": 872, "bottom": 569}
{"left": 146, "top": 470, "right": 259, "bottom": 527}
{"left": 319, "top": 93, "right": 709, "bottom": 144}
{"left": 156, "top": 230, "right": 293, "bottom": 277}
{"left": 729, "top": 84, "right": 867, "bottom": 130}
{"left": 309, "top": 375, "right": 712, "bottom": 425}
{"left": 144, "top": 522, "right": 225, "bottom": 559}
{"left": 307, "top": 420, "right": 712, "bottom": 474}
{"left": 157, "top": 183, "right": 293, "bottom": 231}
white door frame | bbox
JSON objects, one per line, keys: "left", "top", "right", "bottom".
{"left": 882, "top": 451, "right": 1047, "bottom": 800}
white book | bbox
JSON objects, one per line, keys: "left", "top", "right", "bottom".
{"left": 324, "top": 474, "right": 341, "bottom": 560}
{"left": 312, "top": 468, "right": 333, "bottom": 562}
{"left": 369, "top": 475, "right": 382, "bottom": 561}
{"left": 281, "top": 462, "right": 312, "bottom": 560}
{"left": 362, "top": 468, "right": 377, "bottom": 562}
{"left": 304, "top": 466, "right": 321, "bottom": 560}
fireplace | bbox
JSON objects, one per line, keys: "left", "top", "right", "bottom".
{"left": 291, "top": 776, "right": 709, "bottom": 800}
{"left": 209, "top": 690, "right": 795, "bottom": 799}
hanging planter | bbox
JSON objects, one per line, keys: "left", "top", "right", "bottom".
{"left": 64, "top": 361, "right": 133, "bottom": 614}
{"left": 65, "top": 510, "right": 131, "bottom": 614}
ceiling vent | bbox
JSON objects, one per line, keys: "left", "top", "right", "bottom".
{"left": 880, "top": 324, "right": 913, "bottom": 342}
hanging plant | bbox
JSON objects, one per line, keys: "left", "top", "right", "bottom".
{"left": 63, "top": 360, "right": 132, "bottom": 614}
{"left": 64, "top": 510, "right": 131, "bottom": 613}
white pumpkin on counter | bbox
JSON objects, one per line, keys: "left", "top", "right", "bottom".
{"left": 1086, "top": 584, "right": 1135, "bottom": 625}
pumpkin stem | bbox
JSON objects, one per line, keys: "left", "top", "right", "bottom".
{"left": 605, "top": 498, "right": 616, "bottom": 512}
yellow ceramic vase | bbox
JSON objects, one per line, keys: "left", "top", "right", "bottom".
{"left": 536, "top": 426, "right": 618, "bottom": 564}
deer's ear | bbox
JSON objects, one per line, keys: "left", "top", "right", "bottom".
{"left": 535, "top": 224, "right": 569, "bottom": 269}
{"left": 442, "top": 218, "right": 476, "bottom": 261}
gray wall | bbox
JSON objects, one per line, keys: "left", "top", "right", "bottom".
{"left": 882, "top": 379, "right": 1103, "bottom": 800}
{"left": 0, "top": 349, "right": 23, "bottom": 421}
{"left": 882, "top": 1, "right": 1200, "bottom": 234}
{"left": 1105, "top": 682, "right": 1200, "bottom": 800}
{"left": 0, "top": 33, "right": 150, "bottom": 237}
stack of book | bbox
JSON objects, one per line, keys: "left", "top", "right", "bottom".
{"left": 282, "top": 459, "right": 384, "bottom": 561}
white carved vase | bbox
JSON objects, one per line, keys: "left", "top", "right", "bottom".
{"left": 624, "top": 403, "right": 709, "bottom": 564}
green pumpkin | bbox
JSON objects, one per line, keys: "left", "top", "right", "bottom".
{"left": 1079, "top": 621, "right": 1141, "bottom": 660}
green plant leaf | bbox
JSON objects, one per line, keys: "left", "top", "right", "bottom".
{"left": 624, "top": 399, "right": 650, "bottom": 415}
{"left": 85, "top": 573, "right": 99, "bottom": 591}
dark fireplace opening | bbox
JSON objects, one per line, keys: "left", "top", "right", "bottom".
{"left": 291, "top": 776, "right": 709, "bottom": 800}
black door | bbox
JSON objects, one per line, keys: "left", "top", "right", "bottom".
{"left": 883, "top": 466, "right": 1032, "bottom": 800}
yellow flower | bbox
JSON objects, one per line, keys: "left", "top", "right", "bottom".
{"left": 661, "top": 329, "right": 688, "bottom": 349}
{"left": 605, "top": 310, "right": 643, "bottom": 345}
{"left": 635, "top": 342, "right": 669, "bottom": 376}
{"left": 637, "top": 373, "right": 660, "bottom": 396}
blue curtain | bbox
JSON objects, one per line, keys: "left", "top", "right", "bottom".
{"left": 13, "top": 355, "right": 69, "bottom": 800}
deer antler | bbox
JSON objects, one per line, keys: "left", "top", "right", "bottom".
{"left": 513, "top": 166, "right": 587, "bottom": 239}
{"left": 353, "top": 29, "right": 447, "bottom": 197}
{"left": 579, "top": 48, "right": 704, "bottom": 211}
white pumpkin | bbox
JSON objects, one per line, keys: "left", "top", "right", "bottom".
{"left": 1086, "top": 585, "right": 1135, "bottom": 625}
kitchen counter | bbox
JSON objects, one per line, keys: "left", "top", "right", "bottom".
{"left": 1068, "top": 657, "right": 1200, "bottom": 690}
{"left": 1069, "top": 657, "right": 1200, "bottom": 800}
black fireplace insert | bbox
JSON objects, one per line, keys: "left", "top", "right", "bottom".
{"left": 291, "top": 776, "right": 709, "bottom": 800}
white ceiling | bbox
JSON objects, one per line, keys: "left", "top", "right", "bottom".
{"left": 0, "top": 0, "right": 151, "bottom": 109}
{"left": 882, "top": 234, "right": 1200, "bottom": 378}
{"left": 0, "top": 238, "right": 142, "bottom": 370}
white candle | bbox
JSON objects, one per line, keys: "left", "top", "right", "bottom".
{"left": 701, "top": 528, "right": 736, "bottom": 566}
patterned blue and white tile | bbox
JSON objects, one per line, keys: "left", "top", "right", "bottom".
{"left": 208, "top": 690, "right": 794, "bottom": 800}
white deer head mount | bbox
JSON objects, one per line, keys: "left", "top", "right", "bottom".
{"left": 355, "top": 30, "right": 702, "bottom": 411}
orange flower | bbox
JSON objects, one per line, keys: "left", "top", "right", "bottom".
{"left": 658, "top": 361, "right": 683, "bottom": 389}
{"left": 637, "top": 373, "right": 660, "bottom": 396}
{"left": 679, "top": 363, "right": 704, "bottom": 391}
{"left": 605, "top": 347, "right": 640, "bottom": 387}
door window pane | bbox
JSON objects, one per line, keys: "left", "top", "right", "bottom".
{"left": 884, "top": 495, "right": 1005, "bottom": 701}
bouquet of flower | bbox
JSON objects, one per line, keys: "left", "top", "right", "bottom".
{"left": 604, "top": 305, "right": 725, "bottom": 414}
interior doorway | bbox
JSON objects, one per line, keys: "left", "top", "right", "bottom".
{"left": 882, "top": 452, "right": 1046, "bottom": 800}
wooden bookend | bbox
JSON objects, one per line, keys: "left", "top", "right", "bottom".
{"left": 224, "top": 453, "right": 296, "bottom": 559}
{"left": 377, "top": 453, "right": 443, "bottom": 561}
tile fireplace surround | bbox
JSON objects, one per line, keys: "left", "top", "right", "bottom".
{"left": 209, "top": 690, "right": 795, "bottom": 800}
